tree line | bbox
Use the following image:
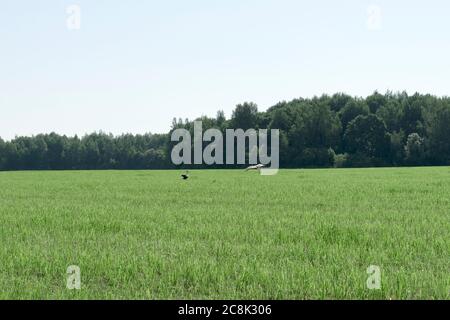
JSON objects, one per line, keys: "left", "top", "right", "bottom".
{"left": 1, "top": 91, "right": 450, "bottom": 171}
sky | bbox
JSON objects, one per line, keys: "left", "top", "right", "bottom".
{"left": 1, "top": 0, "right": 449, "bottom": 140}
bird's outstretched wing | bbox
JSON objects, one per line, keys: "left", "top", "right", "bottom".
{"left": 245, "top": 164, "right": 265, "bottom": 171}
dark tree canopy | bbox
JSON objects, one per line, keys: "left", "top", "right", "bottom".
{"left": 231, "top": 102, "right": 259, "bottom": 130}
{"left": 344, "top": 114, "right": 390, "bottom": 158}
{"left": 1, "top": 91, "right": 450, "bottom": 171}
{"left": 339, "top": 100, "right": 370, "bottom": 131}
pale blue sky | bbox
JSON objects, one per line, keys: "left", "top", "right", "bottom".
{"left": 1, "top": 0, "right": 449, "bottom": 140}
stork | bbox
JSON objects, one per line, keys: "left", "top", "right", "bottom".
{"left": 181, "top": 171, "right": 189, "bottom": 180}
{"left": 245, "top": 164, "right": 265, "bottom": 171}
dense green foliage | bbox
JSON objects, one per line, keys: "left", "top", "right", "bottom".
{"left": 0, "top": 168, "right": 448, "bottom": 299}
{"left": 1, "top": 91, "right": 450, "bottom": 170}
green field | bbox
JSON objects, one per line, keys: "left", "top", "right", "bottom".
{"left": 0, "top": 167, "right": 448, "bottom": 299}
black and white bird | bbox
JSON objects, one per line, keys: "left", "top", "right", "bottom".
{"left": 181, "top": 171, "right": 189, "bottom": 180}
{"left": 245, "top": 164, "right": 265, "bottom": 171}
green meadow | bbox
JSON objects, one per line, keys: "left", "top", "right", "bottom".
{"left": 0, "top": 167, "right": 448, "bottom": 299}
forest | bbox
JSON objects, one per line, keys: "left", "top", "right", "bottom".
{"left": 1, "top": 91, "right": 450, "bottom": 170}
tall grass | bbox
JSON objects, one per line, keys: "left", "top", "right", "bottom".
{"left": 0, "top": 168, "right": 448, "bottom": 299}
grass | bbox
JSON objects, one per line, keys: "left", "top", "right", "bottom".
{"left": 0, "top": 167, "right": 448, "bottom": 299}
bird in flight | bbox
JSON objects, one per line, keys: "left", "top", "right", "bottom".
{"left": 245, "top": 164, "right": 265, "bottom": 171}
